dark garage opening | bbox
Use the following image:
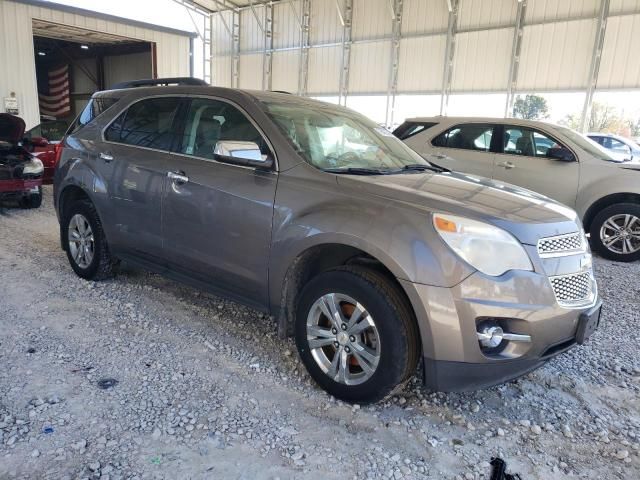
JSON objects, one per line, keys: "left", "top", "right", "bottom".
{"left": 32, "top": 19, "right": 155, "bottom": 130}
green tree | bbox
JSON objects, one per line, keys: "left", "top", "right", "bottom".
{"left": 562, "top": 102, "right": 629, "bottom": 133}
{"left": 512, "top": 94, "right": 550, "bottom": 120}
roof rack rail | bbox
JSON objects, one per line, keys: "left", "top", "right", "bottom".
{"left": 111, "top": 77, "right": 208, "bottom": 89}
{"left": 271, "top": 90, "right": 293, "bottom": 94}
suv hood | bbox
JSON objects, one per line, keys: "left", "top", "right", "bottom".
{"left": 336, "top": 171, "right": 580, "bottom": 245}
{"left": 0, "top": 113, "right": 26, "bottom": 145}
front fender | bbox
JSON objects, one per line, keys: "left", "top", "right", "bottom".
{"left": 268, "top": 171, "right": 474, "bottom": 311}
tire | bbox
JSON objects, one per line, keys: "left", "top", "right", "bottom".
{"left": 62, "top": 199, "right": 115, "bottom": 280}
{"left": 295, "top": 266, "right": 420, "bottom": 403}
{"left": 589, "top": 203, "right": 640, "bottom": 262}
{"left": 19, "top": 187, "right": 42, "bottom": 209}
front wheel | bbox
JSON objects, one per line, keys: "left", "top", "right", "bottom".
{"left": 295, "top": 266, "right": 420, "bottom": 403}
{"left": 590, "top": 203, "right": 640, "bottom": 262}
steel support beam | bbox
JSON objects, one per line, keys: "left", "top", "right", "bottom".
{"left": 262, "top": 2, "right": 274, "bottom": 90}
{"left": 337, "top": 0, "right": 353, "bottom": 106}
{"left": 203, "top": 13, "right": 213, "bottom": 84}
{"left": 580, "top": 0, "right": 610, "bottom": 132}
{"left": 440, "top": 0, "right": 459, "bottom": 115}
{"left": 504, "top": 0, "right": 527, "bottom": 117}
{"left": 232, "top": 9, "right": 241, "bottom": 88}
{"left": 296, "top": 0, "right": 311, "bottom": 96}
{"left": 385, "top": 0, "right": 403, "bottom": 129}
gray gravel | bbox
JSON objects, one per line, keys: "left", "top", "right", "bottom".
{"left": 0, "top": 187, "right": 638, "bottom": 479}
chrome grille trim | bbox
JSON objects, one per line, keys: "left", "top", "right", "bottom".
{"left": 548, "top": 271, "right": 596, "bottom": 308}
{"left": 537, "top": 232, "right": 586, "bottom": 258}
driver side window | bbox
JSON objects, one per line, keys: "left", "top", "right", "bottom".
{"left": 179, "top": 98, "right": 269, "bottom": 160}
{"left": 503, "top": 127, "right": 562, "bottom": 158}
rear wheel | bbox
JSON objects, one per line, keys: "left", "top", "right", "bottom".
{"left": 62, "top": 199, "right": 115, "bottom": 280}
{"left": 590, "top": 203, "right": 640, "bottom": 262}
{"left": 295, "top": 266, "right": 419, "bottom": 403}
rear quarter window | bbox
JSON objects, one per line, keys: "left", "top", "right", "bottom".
{"left": 68, "top": 96, "right": 120, "bottom": 135}
{"left": 393, "top": 122, "right": 438, "bottom": 140}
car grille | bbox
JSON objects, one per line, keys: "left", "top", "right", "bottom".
{"left": 549, "top": 271, "right": 594, "bottom": 307}
{"left": 537, "top": 232, "right": 585, "bottom": 257}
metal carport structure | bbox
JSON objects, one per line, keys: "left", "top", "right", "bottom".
{"left": 176, "top": 0, "right": 640, "bottom": 130}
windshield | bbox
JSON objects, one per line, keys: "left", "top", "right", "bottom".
{"left": 552, "top": 125, "right": 620, "bottom": 161}
{"left": 261, "top": 100, "right": 433, "bottom": 173}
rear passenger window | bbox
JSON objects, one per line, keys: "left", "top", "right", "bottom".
{"left": 432, "top": 124, "right": 493, "bottom": 152}
{"left": 105, "top": 97, "right": 181, "bottom": 151}
{"left": 178, "top": 97, "right": 269, "bottom": 160}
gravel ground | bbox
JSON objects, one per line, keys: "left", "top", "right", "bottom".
{"left": 0, "top": 187, "right": 639, "bottom": 480}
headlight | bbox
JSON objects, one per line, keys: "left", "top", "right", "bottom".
{"left": 433, "top": 213, "right": 533, "bottom": 276}
{"left": 23, "top": 158, "right": 44, "bottom": 175}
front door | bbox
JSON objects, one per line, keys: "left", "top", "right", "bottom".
{"left": 492, "top": 125, "right": 580, "bottom": 208}
{"left": 102, "top": 96, "right": 183, "bottom": 260}
{"left": 162, "top": 96, "right": 277, "bottom": 308}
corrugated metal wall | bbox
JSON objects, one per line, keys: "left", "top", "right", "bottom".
{"left": 0, "top": 0, "right": 190, "bottom": 128}
{"left": 207, "top": 0, "right": 640, "bottom": 106}
{"left": 0, "top": 1, "right": 40, "bottom": 129}
{"left": 518, "top": 19, "right": 596, "bottom": 91}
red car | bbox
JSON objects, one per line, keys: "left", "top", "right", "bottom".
{"left": 23, "top": 119, "right": 67, "bottom": 184}
{"left": 0, "top": 114, "right": 44, "bottom": 208}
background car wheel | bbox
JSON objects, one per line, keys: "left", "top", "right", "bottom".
{"left": 19, "top": 186, "right": 42, "bottom": 209}
{"left": 590, "top": 203, "right": 640, "bottom": 262}
{"left": 62, "top": 199, "right": 115, "bottom": 280}
{"left": 295, "top": 266, "right": 420, "bottom": 403}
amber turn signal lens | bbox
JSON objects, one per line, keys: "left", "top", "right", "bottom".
{"left": 434, "top": 215, "right": 458, "bottom": 233}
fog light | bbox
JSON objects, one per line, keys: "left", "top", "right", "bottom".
{"left": 476, "top": 324, "right": 531, "bottom": 348}
{"left": 477, "top": 325, "right": 504, "bottom": 348}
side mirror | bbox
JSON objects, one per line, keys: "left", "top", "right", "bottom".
{"left": 214, "top": 141, "right": 273, "bottom": 169}
{"left": 547, "top": 147, "right": 575, "bottom": 162}
{"left": 28, "top": 136, "right": 49, "bottom": 147}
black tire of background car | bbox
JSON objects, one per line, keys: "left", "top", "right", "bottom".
{"left": 18, "top": 187, "right": 42, "bottom": 209}
{"left": 295, "top": 266, "right": 420, "bottom": 404}
{"left": 590, "top": 202, "right": 640, "bottom": 262}
{"left": 61, "top": 199, "right": 116, "bottom": 280}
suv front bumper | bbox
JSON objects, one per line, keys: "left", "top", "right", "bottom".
{"left": 400, "top": 266, "right": 600, "bottom": 392}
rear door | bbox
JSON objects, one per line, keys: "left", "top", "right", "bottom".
{"left": 492, "top": 124, "right": 580, "bottom": 207}
{"left": 162, "top": 96, "right": 277, "bottom": 308}
{"left": 102, "top": 96, "right": 183, "bottom": 260}
{"left": 419, "top": 123, "right": 497, "bottom": 178}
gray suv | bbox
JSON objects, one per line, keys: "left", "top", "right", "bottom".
{"left": 54, "top": 79, "right": 602, "bottom": 403}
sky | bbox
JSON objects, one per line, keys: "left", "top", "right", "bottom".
{"left": 42, "top": 1, "right": 640, "bottom": 130}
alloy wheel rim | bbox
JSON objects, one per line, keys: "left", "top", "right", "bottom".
{"left": 68, "top": 214, "right": 95, "bottom": 268}
{"left": 306, "top": 293, "right": 380, "bottom": 386}
{"left": 600, "top": 213, "right": 640, "bottom": 255}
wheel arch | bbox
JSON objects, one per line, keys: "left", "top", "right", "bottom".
{"left": 583, "top": 192, "right": 640, "bottom": 231}
{"left": 274, "top": 241, "right": 424, "bottom": 355}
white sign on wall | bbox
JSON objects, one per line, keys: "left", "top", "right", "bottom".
{"left": 4, "top": 97, "right": 19, "bottom": 115}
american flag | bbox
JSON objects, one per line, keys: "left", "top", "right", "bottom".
{"left": 38, "top": 65, "right": 71, "bottom": 118}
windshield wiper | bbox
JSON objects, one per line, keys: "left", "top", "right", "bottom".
{"left": 323, "top": 167, "right": 389, "bottom": 175}
{"left": 400, "top": 163, "right": 450, "bottom": 173}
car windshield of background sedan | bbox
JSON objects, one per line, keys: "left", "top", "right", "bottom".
{"left": 552, "top": 125, "right": 620, "bottom": 162}
{"left": 262, "top": 101, "right": 440, "bottom": 174}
